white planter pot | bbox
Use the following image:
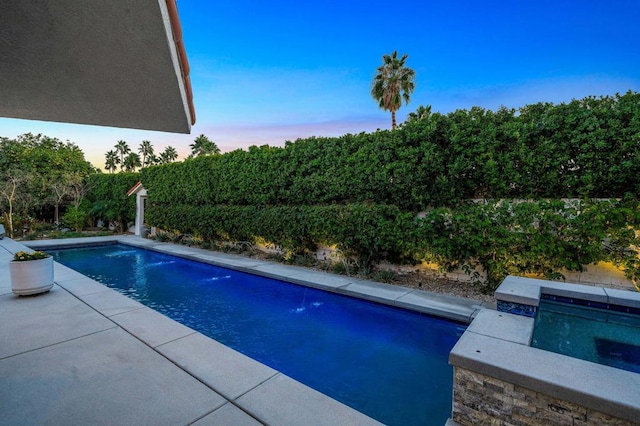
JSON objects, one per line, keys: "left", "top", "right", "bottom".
{"left": 10, "top": 257, "right": 54, "bottom": 296}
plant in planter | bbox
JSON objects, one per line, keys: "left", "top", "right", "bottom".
{"left": 10, "top": 251, "right": 54, "bottom": 296}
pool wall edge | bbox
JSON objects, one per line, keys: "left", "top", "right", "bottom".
{"left": 32, "top": 236, "right": 485, "bottom": 324}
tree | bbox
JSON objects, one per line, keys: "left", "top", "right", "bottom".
{"left": 10, "top": 133, "right": 96, "bottom": 181}
{"left": 115, "top": 140, "right": 131, "bottom": 171}
{"left": 159, "top": 146, "right": 179, "bottom": 164}
{"left": 59, "top": 173, "right": 90, "bottom": 231}
{"left": 123, "top": 152, "right": 142, "bottom": 172}
{"left": 0, "top": 169, "right": 29, "bottom": 238}
{"left": 87, "top": 173, "right": 139, "bottom": 234}
{"left": 189, "top": 134, "right": 220, "bottom": 157}
{"left": 406, "top": 105, "right": 432, "bottom": 124}
{"left": 0, "top": 133, "right": 96, "bottom": 228}
{"left": 138, "top": 140, "right": 155, "bottom": 168}
{"left": 146, "top": 154, "right": 159, "bottom": 166}
{"left": 371, "top": 51, "right": 416, "bottom": 130}
{"left": 105, "top": 150, "right": 119, "bottom": 173}
{"left": 50, "top": 174, "right": 74, "bottom": 225}
{"left": 66, "top": 173, "right": 89, "bottom": 208}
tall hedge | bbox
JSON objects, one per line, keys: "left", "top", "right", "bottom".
{"left": 143, "top": 92, "right": 640, "bottom": 210}
{"left": 140, "top": 92, "right": 640, "bottom": 290}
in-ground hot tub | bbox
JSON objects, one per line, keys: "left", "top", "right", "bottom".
{"left": 532, "top": 294, "right": 640, "bottom": 374}
{"left": 449, "top": 276, "right": 640, "bottom": 426}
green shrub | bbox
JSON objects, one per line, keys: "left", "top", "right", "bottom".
{"left": 62, "top": 205, "right": 88, "bottom": 232}
{"left": 13, "top": 251, "right": 49, "bottom": 261}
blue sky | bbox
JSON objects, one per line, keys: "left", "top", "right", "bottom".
{"left": 2, "top": 0, "right": 639, "bottom": 169}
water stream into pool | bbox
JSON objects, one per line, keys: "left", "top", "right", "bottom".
{"left": 50, "top": 244, "right": 466, "bottom": 425}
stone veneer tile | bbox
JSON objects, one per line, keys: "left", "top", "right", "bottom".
{"left": 452, "top": 368, "right": 637, "bottom": 426}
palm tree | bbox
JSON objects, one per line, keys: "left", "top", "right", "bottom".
{"left": 123, "top": 152, "right": 141, "bottom": 172}
{"left": 189, "top": 134, "right": 220, "bottom": 157}
{"left": 104, "top": 150, "right": 119, "bottom": 173}
{"left": 146, "top": 153, "right": 159, "bottom": 166}
{"left": 114, "top": 140, "right": 130, "bottom": 171}
{"left": 405, "top": 105, "right": 432, "bottom": 124}
{"left": 159, "top": 146, "right": 178, "bottom": 164}
{"left": 138, "top": 140, "right": 155, "bottom": 168}
{"left": 371, "top": 51, "right": 416, "bottom": 130}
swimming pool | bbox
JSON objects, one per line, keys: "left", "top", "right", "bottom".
{"left": 49, "top": 244, "right": 466, "bottom": 425}
{"left": 532, "top": 295, "right": 640, "bottom": 374}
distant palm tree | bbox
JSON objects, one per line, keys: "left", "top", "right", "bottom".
{"left": 138, "top": 140, "right": 155, "bottom": 168}
{"left": 146, "top": 153, "right": 159, "bottom": 166}
{"left": 371, "top": 51, "right": 416, "bottom": 130}
{"left": 104, "top": 150, "right": 119, "bottom": 173}
{"left": 159, "top": 146, "right": 178, "bottom": 163}
{"left": 406, "top": 105, "right": 432, "bottom": 124}
{"left": 189, "top": 134, "right": 220, "bottom": 157}
{"left": 123, "top": 152, "right": 141, "bottom": 172}
{"left": 114, "top": 140, "right": 131, "bottom": 171}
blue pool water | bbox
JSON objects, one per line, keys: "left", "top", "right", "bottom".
{"left": 532, "top": 297, "right": 640, "bottom": 374}
{"left": 49, "top": 244, "right": 466, "bottom": 425}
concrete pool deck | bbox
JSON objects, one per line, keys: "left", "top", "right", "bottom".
{"left": 1, "top": 235, "right": 492, "bottom": 425}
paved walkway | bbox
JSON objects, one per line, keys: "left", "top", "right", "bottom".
{"left": 0, "top": 236, "right": 491, "bottom": 425}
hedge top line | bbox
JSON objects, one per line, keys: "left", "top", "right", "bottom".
{"left": 139, "top": 91, "right": 640, "bottom": 211}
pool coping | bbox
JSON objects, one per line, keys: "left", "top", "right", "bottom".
{"left": 450, "top": 276, "right": 640, "bottom": 423}
{"left": 29, "top": 235, "right": 492, "bottom": 323}
{"left": 22, "top": 235, "right": 491, "bottom": 424}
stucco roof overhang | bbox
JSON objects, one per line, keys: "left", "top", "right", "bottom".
{"left": 0, "top": 0, "right": 195, "bottom": 133}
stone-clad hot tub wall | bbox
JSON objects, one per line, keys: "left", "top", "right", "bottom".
{"left": 452, "top": 367, "right": 634, "bottom": 425}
